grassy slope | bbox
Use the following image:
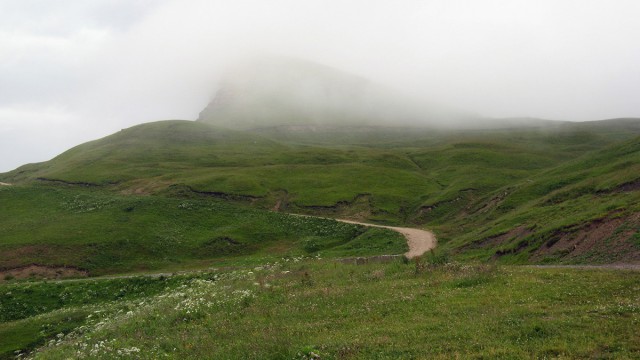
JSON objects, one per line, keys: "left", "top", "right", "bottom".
{"left": 436, "top": 136, "right": 640, "bottom": 262}
{"left": 1, "top": 119, "right": 639, "bottom": 266}
{"left": 2, "top": 260, "right": 639, "bottom": 359}
{"left": 1, "top": 119, "right": 639, "bottom": 358}
{"left": 0, "top": 185, "right": 406, "bottom": 275}
{"left": 2, "top": 120, "right": 630, "bottom": 213}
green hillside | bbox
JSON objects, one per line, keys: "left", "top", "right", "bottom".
{"left": 438, "top": 136, "right": 640, "bottom": 263}
{"left": 0, "top": 185, "right": 406, "bottom": 276}
{"left": 2, "top": 118, "right": 639, "bottom": 269}
{"left": 1, "top": 111, "right": 640, "bottom": 359}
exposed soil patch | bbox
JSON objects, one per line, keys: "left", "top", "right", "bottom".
{"left": 36, "top": 177, "right": 100, "bottom": 187}
{"left": 493, "top": 239, "right": 530, "bottom": 258}
{"left": 531, "top": 212, "right": 640, "bottom": 263}
{"left": 190, "top": 188, "right": 261, "bottom": 203}
{"left": 0, "top": 182, "right": 11, "bottom": 186}
{"left": 464, "top": 226, "right": 533, "bottom": 251}
{"left": 527, "top": 264, "right": 640, "bottom": 271}
{"left": 0, "top": 265, "right": 88, "bottom": 281}
{"left": 614, "top": 178, "right": 640, "bottom": 193}
{"left": 167, "top": 184, "right": 262, "bottom": 203}
{"left": 413, "top": 189, "right": 477, "bottom": 224}
{"left": 474, "top": 190, "right": 510, "bottom": 214}
{"left": 270, "top": 190, "right": 290, "bottom": 212}
{"left": 0, "top": 245, "right": 90, "bottom": 272}
{"left": 298, "top": 194, "right": 374, "bottom": 221}
{"left": 195, "top": 237, "right": 249, "bottom": 257}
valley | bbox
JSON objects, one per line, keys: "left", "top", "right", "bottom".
{"left": 2, "top": 118, "right": 639, "bottom": 358}
{"left": 1, "top": 60, "right": 639, "bottom": 359}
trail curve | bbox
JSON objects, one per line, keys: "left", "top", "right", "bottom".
{"left": 335, "top": 219, "right": 437, "bottom": 259}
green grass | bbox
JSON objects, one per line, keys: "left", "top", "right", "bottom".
{"left": 3, "top": 120, "right": 635, "bottom": 223}
{"left": 2, "top": 260, "right": 638, "bottom": 359}
{"left": 0, "top": 275, "right": 196, "bottom": 323}
{"left": 0, "top": 185, "right": 406, "bottom": 275}
{"left": 0, "top": 271, "right": 222, "bottom": 359}
{"left": 436, "top": 136, "right": 640, "bottom": 262}
{"left": 1, "top": 119, "right": 639, "bottom": 358}
{"left": 1, "top": 119, "right": 639, "bottom": 267}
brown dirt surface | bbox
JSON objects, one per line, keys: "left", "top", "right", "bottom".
{"left": 0, "top": 244, "right": 91, "bottom": 273}
{"left": 288, "top": 214, "right": 437, "bottom": 259}
{"left": 0, "top": 182, "right": 12, "bottom": 186}
{"left": 464, "top": 226, "right": 532, "bottom": 250}
{"left": 336, "top": 219, "right": 437, "bottom": 259}
{"left": 531, "top": 212, "right": 640, "bottom": 263}
{"left": 296, "top": 194, "right": 374, "bottom": 221}
{"left": 0, "top": 265, "right": 88, "bottom": 281}
{"left": 526, "top": 264, "right": 640, "bottom": 271}
{"left": 614, "top": 178, "right": 640, "bottom": 193}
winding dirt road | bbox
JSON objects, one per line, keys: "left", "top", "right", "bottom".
{"left": 336, "top": 219, "right": 437, "bottom": 259}
{"left": 291, "top": 213, "right": 437, "bottom": 258}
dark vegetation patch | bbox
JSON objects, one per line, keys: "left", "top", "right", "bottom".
{"left": 493, "top": 239, "right": 532, "bottom": 259}
{"left": 36, "top": 177, "right": 101, "bottom": 187}
{"left": 0, "top": 275, "right": 190, "bottom": 323}
{"left": 195, "top": 237, "right": 249, "bottom": 257}
{"left": 182, "top": 185, "right": 263, "bottom": 203}
{"left": 0, "top": 272, "right": 220, "bottom": 358}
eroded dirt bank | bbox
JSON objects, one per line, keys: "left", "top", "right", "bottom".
{"left": 0, "top": 265, "right": 88, "bottom": 281}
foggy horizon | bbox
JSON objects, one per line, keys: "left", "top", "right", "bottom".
{"left": 2, "top": 0, "right": 640, "bottom": 172}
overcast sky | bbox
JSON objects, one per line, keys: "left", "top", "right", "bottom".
{"left": 1, "top": 0, "right": 640, "bottom": 172}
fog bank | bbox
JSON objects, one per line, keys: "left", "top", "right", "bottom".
{"left": 1, "top": 0, "right": 640, "bottom": 171}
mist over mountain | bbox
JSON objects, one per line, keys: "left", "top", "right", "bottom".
{"left": 3, "top": 3, "right": 640, "bottom": 358}
{"left": 197, "top": 57, "right": 476, "bottom": 130}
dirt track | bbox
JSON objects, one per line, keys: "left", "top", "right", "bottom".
{"left": 336, "top": 219, "right": 437, "bottom": 259}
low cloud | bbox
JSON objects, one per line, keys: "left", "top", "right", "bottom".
{"left": 1, "top": 0, "right": 640, "bottom": 171}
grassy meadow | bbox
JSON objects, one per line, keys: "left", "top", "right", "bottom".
{"left": 0, "top": 185, "right": 405, "bottom": 275}
{"left": 2, "top": 119, "right": 639, "bottom": 265}
{"left": 1, "top": 258, "right": 638, "bottom": 359}
{"left": 1, "top": 119, "right": 639, "bottom": 358}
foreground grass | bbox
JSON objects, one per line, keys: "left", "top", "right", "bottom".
{"left": 3, "top": 259, "right": 638, "bottom": 359}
